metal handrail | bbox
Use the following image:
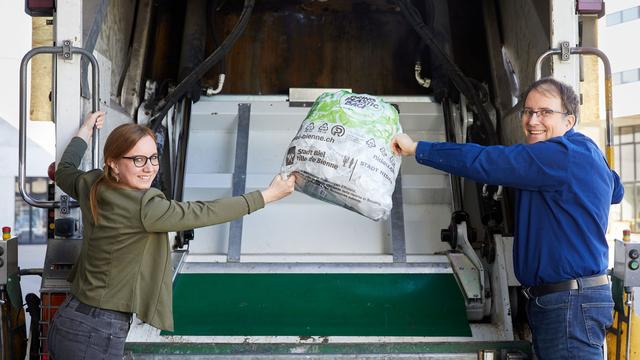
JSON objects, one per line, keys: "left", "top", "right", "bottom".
{"left": 535, "top": 46, "right": 614, "bottom": 169}
{"left": 19, "top": 45, "right": 100, "bottom": 208}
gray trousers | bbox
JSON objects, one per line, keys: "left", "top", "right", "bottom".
{"left": 48, "top": 295, "right": 132, "bottom": 360}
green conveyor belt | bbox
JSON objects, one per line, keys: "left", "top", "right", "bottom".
{"left": 163, "top": 273, "right": 471, "bottom": 337}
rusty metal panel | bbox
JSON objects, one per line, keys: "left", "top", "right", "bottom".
{"left": 31, "top": 17, "right": 53, "bottom": 121}
{"left": 206, "top": 1, "right": 423, "bottom": 95}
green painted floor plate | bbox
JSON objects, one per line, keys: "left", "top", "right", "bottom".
{"left": 163, "top": 273, "right": 470, "bottom": 337}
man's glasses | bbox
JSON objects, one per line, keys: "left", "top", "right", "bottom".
{"left": 520, "top": 108, "right": 568, "bottom": 119}
{"left": 122, "top": 154, "right": 159, "bottom": 168}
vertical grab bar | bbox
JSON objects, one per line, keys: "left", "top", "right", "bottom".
{"left": 535, "top": 46, "right": 614, "bottom": 169}
{"left": 19, "top": 46, "right": 100, "bottom": 208}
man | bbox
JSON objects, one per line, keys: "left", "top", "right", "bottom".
{"left": 391, "top": 77, "right": 623, "bottom": 359}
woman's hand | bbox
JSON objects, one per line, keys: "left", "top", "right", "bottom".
{"left": 261, "top": 173, "right": 296, "bottom": 204}
{"left": 390, "top": 133, "right": 418, "bottom": 157}
{"left": 76, "top": 111, "right": 105, "bottom": 142}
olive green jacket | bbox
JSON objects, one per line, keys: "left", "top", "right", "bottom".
{"left": 56, "top": 137, "right": 264, "bottom": 330}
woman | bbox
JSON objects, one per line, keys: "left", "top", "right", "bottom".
{"left": 48, "top": 112, "right": 295, "bottom": 359}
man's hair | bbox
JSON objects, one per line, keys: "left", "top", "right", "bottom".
{"left": 519, "top": 77, "right": 580, "bottom": 124}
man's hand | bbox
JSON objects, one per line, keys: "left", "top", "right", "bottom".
{"left": 391, "top": 133, "right": 417, "bottom": 156}
{"left": 76, "top": 111, "right": 105, "bottom": 142}
{"left": 261, "top": 173, "right": 296, "bottom": 204}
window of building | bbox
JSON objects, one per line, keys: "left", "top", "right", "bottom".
{"left": 615, "top": 126, "right": 640, "bottom": 230}
{"left": 607, "top": 12, "right": 622, "bottom": 26}
{"left": 613, "top": 72, "right": 623, "bottom": 85}
{"left": 607, "top": 6, "right": 640, "bottom": 26}
{"left": 613, "top": 68, "right": 640, "bottom": 85}
{"left": 622, "top": 6, "right": 640, "bottom": 22}
{"left": 622, "top": 69, "right": 640, "bottom": 84}
{"left": 14, "top": 177, "right": 49, "bottom": 244}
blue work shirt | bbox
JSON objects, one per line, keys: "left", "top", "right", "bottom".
{"left": 415, "top": 129, "right": 624, "bottom": 286}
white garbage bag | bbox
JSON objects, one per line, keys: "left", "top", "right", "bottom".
{"left": 282, "top": 90, "right": 402, "bottom": 221}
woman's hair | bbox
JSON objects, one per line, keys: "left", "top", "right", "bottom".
{"left": 89, "top": 124, "right": 156, "bottom": 224}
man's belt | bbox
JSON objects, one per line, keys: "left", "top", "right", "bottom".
{"left": 522, "top": 274, "right": 609, "bottom": 299}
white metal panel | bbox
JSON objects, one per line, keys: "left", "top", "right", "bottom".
{"left": 550, "top": 0, "right": 580, "bottom": 88}
{"left": 183, "top": 95, "right": 452, "bottom": 257}
{"left": 54, "top": 1, "right": 83, "bottom": 220}
{"left": 54, "top": 1, "right": 83, "bottom": 163}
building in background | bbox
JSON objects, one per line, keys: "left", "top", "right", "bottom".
{"left": 0, "top": 2, "right": 54, "bottom": 243}
{"left": 0, "top": 0, "right": 55, "bottom": 331}
{"left": 599, "top": 1, "right": 640, "bottom": 231}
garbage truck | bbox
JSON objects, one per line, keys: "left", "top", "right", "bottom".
{"left": 4, "top": 0, "right": 627, "bottom": 359}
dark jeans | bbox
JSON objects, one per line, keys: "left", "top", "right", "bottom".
{"left": 527, "top": 283, "right": 613, "bottom": 360}
{"left": 48, "top": 295, "right": 132, "bottom": 360}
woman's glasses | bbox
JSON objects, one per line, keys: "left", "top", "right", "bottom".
{"left": 122, "top": 154, "right": 159, "bottom": 168}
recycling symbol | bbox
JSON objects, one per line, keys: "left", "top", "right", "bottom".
{"left": 305, "top": 123, "right": 315, "bottom": 132}
{"left": 319, "top": 123, "right": 329, "bottom": 133}
{"left": 366, "top": 138, "right": 376, "bottom": 148}
{"left": 331, "top": 125, "right": 345, "bottom": 137}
